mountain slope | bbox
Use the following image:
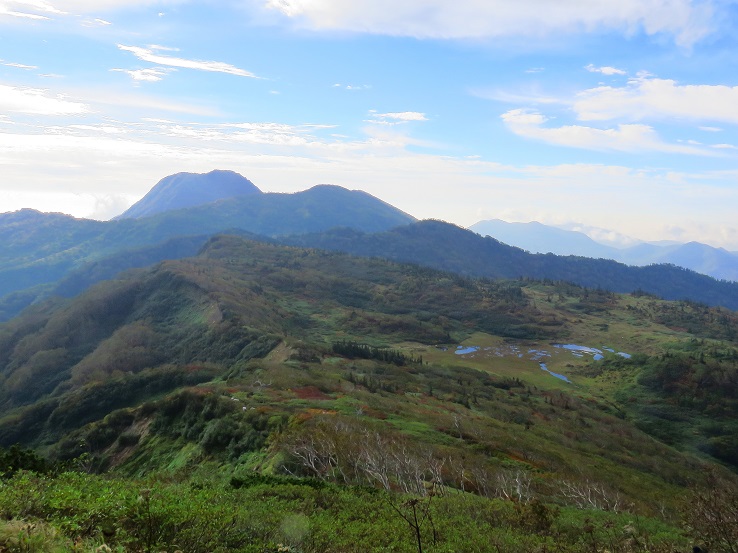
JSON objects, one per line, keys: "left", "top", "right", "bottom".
{"left": 282, "top": 220, "right": 738, "bottom": 309}
{"left": 115, "top": 169, "right": 261, "bottom": 219}
{"left": 641, "top": 241, "right": 738, "bottom": 281}
{"left": 1, "top": 234, "right": 737, "bottom": 520}
{"left": 0, "top": 184, "right": 415, "bottom": 319}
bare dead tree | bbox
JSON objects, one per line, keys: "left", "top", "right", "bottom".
{"left": 385, "top": 489, "right": 438, "bottom": 553}
{"left": 496, "top": 469, "right": 533, "bottom": 503}
{"left": 557, "top": 479, "right": 622, "bottom": 512}
{"left": 683, "top": 470, "right": 738, "bottom": 553}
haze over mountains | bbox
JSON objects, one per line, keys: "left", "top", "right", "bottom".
{"left": 471, "top": 219, "right": 738, "bottom": 282}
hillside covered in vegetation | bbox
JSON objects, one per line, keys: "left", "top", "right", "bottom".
{"left": 1, "top": 235, "right": 738, "bottom": 551}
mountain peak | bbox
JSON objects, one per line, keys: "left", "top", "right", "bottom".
{"left": 116, "top": 170, "right": 261, "bottom": 220}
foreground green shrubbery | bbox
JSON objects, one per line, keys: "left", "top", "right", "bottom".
{"left": 0, "top": 469, "right": 690, "bottom": 553}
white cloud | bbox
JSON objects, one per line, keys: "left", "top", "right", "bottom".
{"left": 375, "top": 111, "right": 428, "bottom": 121}
{"left": 0, "top": 8, "right": 47, "bottom": 18}
{"left": 0, "top": 60, "right": 37, "bottom": 69}
{"left": 501, "top": 109, "right": 546, "bottom": 126}
{"left": 471, "top": 86, "right": 566, "bottom": 106}
{"left": 1, "top": 0, "right": 64, "bottom": 14}
{"left": 501, "top": 108, "right": 708, "bottom": 154}
{"left": 333, "top": 83, "right": 370, "bottom": 90}
{"left": 367, "top": 111, "right": 428, "bottom": 125}
{"left": 574, "top": 76, "right": 738, "bottom": 124}
{"left": 585, "top": 64, "right": 626, "bottom": 76}
{"left": 68, "top": 124, "right": 126, "bottom": 134}
{"left": 84, "top": 89, "right": 219, "bottom": 115}
{"left": 0, "top": 84, "right": 88, "bottom": 115}
{"left": 152, "top": 121, "right": 344, "bottom": 148}
{"left": 699, "top": 126, "right": 722, "bottom": 132}
{"left": 81, "top": 17, "right": 111, "bottom": 26}
{"left": 148, "top": 44, "right": 179, "bottom": 52}
{"left": 111, "top": 67, "right": 174, "bottom": 82}
{"left": 0, "top": 189, "right": 137, "bottom": 220}
{"left": 117, "top": 45, "right": 259, "bottom": 78}
{"left": 557, "top": 222, "right": 642, "bottom": 247}
{"left": 0, "top": 0, "right": 65, "bottom": 19}
{"left": 265, "top": 0, "right": 714, "bottom": 46}
{"left": 39, "top": 0, "right": 173, "bottom": 12}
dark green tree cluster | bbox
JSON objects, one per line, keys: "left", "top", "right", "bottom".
{"left": 332, "top": 340, "right": 422, "bottom": 366}
{"left": 0, "top": 444, "right": 52, "bottom": 477}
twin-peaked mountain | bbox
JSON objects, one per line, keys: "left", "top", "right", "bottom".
{"left": 114, "top": 170, "right": 262, "bottom": 219}
{"left": 1, "top": 169, "right": 738, "bottom": 323}
{"left": 0, "top": 172, "right": 415, "bottom": 319}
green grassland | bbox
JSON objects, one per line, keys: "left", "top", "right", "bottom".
{"left": 1, "top": 235, "right": 738, "bottom": 551}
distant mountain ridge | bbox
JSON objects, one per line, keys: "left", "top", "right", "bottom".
{"left": 471, "top": 219, "right": 738, "bottom": 282}
{"left": 115, "top": 169, "right": 262, "bottom": 219}
{"left": 469, "top": 220, "right": 617, "bottom": 259}
{"left": 283, "top": 220, "right": 738, "bottom": 310}
{"left": 0, "top": 176, "right": 416, "bottom": 319}
{"left": 1, "top": 170, "right": 738, "bottom": 324}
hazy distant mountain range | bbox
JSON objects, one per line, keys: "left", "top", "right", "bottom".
{"left": 470, "top": 219, "right": 738, "bottom": 282}
{"left": 1, "top": 169, "right": 738, "bottom": 323}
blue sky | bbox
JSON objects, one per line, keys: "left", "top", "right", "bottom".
{"left": 2, "top": 1, "right": 738, "bottom": 249}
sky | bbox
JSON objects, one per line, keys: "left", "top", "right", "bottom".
{"left": 2, "top": 0, "right": 738, "bottom": 250}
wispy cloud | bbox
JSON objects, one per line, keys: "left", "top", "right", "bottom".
{"left": 574, "top": 76, "right": 738, "bottom": 124}
{"left": 117, "top": 45, "right": 259, "bottom": 78}
{"left": 0, "top": 59, "right": 37, "bottom": 69}
{"left": 148, "top": 44, "right": 179, "bottom": 52}
{"left": 266, "top": 0, "right": 715, "bottom": 46}
{"left": 111, "top": 67, "right": 175, "bottom": 82}
{"left": 470, "top": 86, "right": 564, "bottom": 106}
{"left": 150, "top": 121, "right": 341, "bottom": 148}
{"left": 333, "top": 83, "right": 370, "bottom": 90}
{"left": 0, "top": 84, "right": 88, "bottom": 115}
{"left": 0, "top": 8, "right": 47, "bottom": 19}
{"left": 81, "top": 17, "right": 111, "bottom": 26}
{"left": 585, "top": 64, "right": 626, "bottom": 76}
{"left": 0, "top": 0, "right": 64, "bottom": 18}
{"left": 14, "top": 0, "right": 176, "bottom": 14}
{"left": 501, "top": 108, "right": 708, "bottom": 155}
{"left": 366, "top": 111, "right": 428, "bottom": 125}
